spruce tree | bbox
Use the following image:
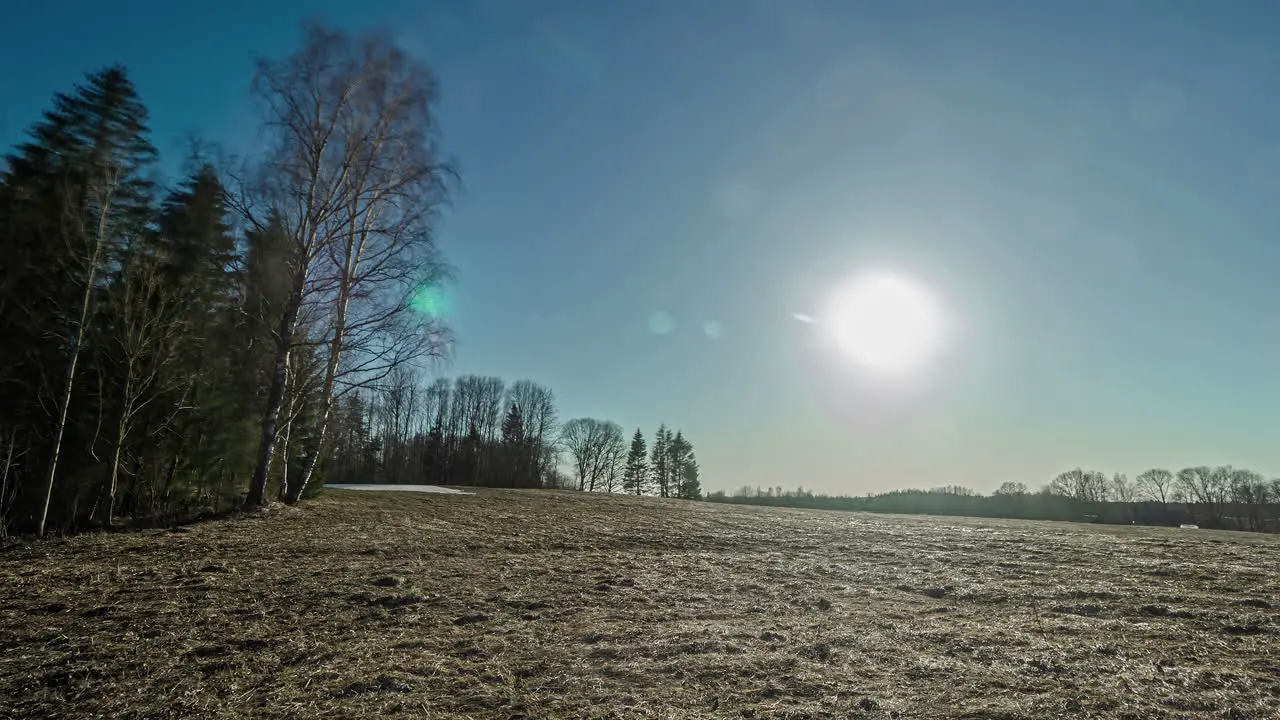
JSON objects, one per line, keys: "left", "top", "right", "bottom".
{"left": 0, "top": 65, "right": 156, "bottom": 535}
{"left": 500, "top": 403, "right": 527, "bottom": 487}
{"left": 667, "top": 430, "right": 690, "bottom": 497}
{"left": 650, "top": 424, "right": 669, "bottom": 497}
{"left": 623, "top": 429, "right": 648, "bottom": 495}
{"left": 677, "top": 442, "right": 702, "bottom": 500}
{"left": 501, "top": 403, "right": 525, "bottom": 446}
{"left": 145, "top": 167, "right": 252, "bottom": 514}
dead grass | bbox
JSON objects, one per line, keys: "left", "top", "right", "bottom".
{"left": 2, "top": 489, "right": 1278, "bottom": 719}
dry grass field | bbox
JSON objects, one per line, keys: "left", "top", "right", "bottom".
{"left": 2, "top": 489, "right": 1278, "bottom": 719}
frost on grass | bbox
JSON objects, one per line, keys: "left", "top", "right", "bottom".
{"left": 1, "top": 489, "right": 1277, "bottom": 719}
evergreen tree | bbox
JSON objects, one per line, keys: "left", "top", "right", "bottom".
{"left": 501, "top": 403, "right": 525, "bottom": 446}
{"left": 141, "top": 167, "right": 253, "bottom": 514}
{"left": 0, "top": 66, "right": 157, "bottom": 535}
{"left": 667, "top": 430, "right": 690, "bottom": 497}
{"left": 500, "top": 403, "right": 528, "bottom": 487}
{"left": 677, "top": 444, "right": 702, "bottom": 500}
{"left": 623, "top": 428, "right": 648, "bottom": 495}
{"left": 424, "top": 408, "right": 447, "bottom": 484}
{"left": 458, "top": 420, "right": 482, "bottom": 485}
{"left": 650, "top": 424, "right": 669, "bottom": 497}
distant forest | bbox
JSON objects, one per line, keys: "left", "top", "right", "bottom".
{"left": 710, "top": 467, "right": 1280, "bottom": 534}
{"left": 327, "top": 370, "right": 702, "bottom": 499}
{"left": 0, "top": 24, "right": 700, "bottom": 538}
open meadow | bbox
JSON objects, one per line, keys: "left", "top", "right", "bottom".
{"left": 2, "top": 489, "right": 1278, "bottom": 719}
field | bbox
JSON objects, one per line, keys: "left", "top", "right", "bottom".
{"left": 2, "top": 490, "right": 1279, "bottom": 719}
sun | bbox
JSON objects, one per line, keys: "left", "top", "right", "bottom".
{"left": 823, "top": 271, "right": 945, "bottom": 376}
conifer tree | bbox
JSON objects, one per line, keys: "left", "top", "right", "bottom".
{"left": 500, "top": 403, "right": 528, "bottom": 487}
{"left": 623, "top": 429, "right": 648, "bottom": 495}
{"left": 677, "top": 445, "right": 702, "bottom": 500}
{"left": 650, "top": 424, "right": 670, "bottom": 497}
{"left": 667, "top": 430, "right": 690, "bottom": 497}
{"left": 0, "top": 66, "right": 156, "bottom": 535}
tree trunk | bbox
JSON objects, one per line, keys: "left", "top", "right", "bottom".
{"left": 246, "top": 281, "right": 303, "bottom": 508}
{"left": 277, "top": 385, "right": 295, "bottom": 501}
{"left": 0, "top": 432, "right": 17, "bottom": 538}
{"left": 37, "top": 264, "right": 100, "bottom": 536}
{"left": 286, "top": 255, "right": 355, "bottom": 504}
{"left": 97, "top": 370, "right": 136, "bottom": 527}
{"left": 96, "top": 429, "right": 126, "bottom": 527}
{"left": 286, "top": 353, "right": 336, "bottom": 503}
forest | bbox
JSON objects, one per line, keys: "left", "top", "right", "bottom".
{"left": 325, "top": 370, "right": 702, "bottom": 498}
{"left": 0, "top": 24, "right": 701, "bottom": 537}
{"left": 711, "top": 466, "right": 1280, "bottom": 533}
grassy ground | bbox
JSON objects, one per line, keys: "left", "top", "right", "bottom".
{"left": 2, "top": 489, "right": 1278, "bottom": 719}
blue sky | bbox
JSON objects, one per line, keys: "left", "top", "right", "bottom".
{"left": 5, "top": 0, "right": 1280, "bottom": 494}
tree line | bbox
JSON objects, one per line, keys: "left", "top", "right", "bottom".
{"left": 323, "top": 368, "right": 702, "bottom": 499}
{"left": 708, "top": 465, "right": 1280, "bottom": 533}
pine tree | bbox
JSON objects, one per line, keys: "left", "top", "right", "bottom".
{"left": 623, "top": 429, "right": 648, "bottom": 495}
{"left": 650, "top": 424, "right": 669, "bottom": 497}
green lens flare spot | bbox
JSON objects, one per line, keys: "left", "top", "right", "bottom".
{"left": 410, "top": 285, "right": 449, "bottom": 318}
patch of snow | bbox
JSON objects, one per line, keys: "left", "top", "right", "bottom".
{"left": 326, "top": 484, "right": 472, "bottom": 495}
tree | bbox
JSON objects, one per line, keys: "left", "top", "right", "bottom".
{"left": 651, "top": 424, "right": 671, "bottom": 497}
{"left": 0, "top": 66, "right": 156, "bottom": 535}
{"left": 92, "top": 243, "right": 186, "bottom": 525}
{"left": 667, "top": 430, "right": 691, "bottom": 497}
{"left": 1229, "top": 468, "right": 1269, "bottom": 532}
{"left": 677, "top": 447, "right": 702, "bottom": 500}
{"left": 1049, "top": 468, "right": 1109, "bottom": 504}
{"left": 235, "top": 23, "right": 453, "bottom": 507}
{"left": 622, "top": 429, "right": 648, "bottom": 495}
{"left": 1110, "top": 473, "right": 1135, "bottom": 504}
{"left": 560, "top": 418, "right": 624, "bottom": 492}
{"left": 506, "top": 380, "right": 557, "bottom": 486}
{"left": 1175, "top": 466, "right": 1230, "bottom": 526}
{"left": 500, "top": 402, "right": 528, "bottom": 487}
{"left": 1135, "top": 468, "right": 1173, "bottom": 505}
{"left": 993, "top": 481, "right": 1028, "bottom": 497}
{"left": 601, "top": 436, "right": 626, "bottom": 493}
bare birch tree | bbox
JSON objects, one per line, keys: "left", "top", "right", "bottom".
{"left": 93, "top": 249, "right": 187, "bottom": 525}
{"left": 236, "top": 24, "right": 453, "bottom": 507}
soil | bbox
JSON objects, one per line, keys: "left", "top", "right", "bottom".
{"left": 2, "top": 489, "right": 1278, "bottom": 719}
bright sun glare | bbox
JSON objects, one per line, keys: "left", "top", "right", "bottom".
{"left": 824, "top": 272, "right": 945, "bottom": 377}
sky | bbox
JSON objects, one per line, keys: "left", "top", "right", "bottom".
{"left": 4, "top": 0, "right": 1280, "bottom": 494}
